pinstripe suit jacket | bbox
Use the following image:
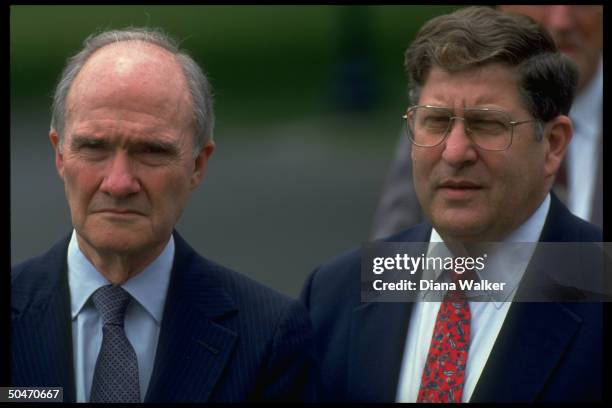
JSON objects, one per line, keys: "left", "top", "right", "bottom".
{"left": 11, "top": 231, "right": 318, "bottom": 402}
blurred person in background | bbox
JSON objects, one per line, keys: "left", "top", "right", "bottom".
{"left": 11, "top": 27, "right": 317, "bottom": 403}
{"left": 371, "top": 5, "right": 602, "bottom": 239}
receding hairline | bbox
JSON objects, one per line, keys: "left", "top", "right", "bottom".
{"left": 67, "top": 39, "right": 189, "bottom": 95}
{"left": 64, "top": 40, "right": 194, "bottom": 125}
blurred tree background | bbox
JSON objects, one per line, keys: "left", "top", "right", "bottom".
{"left": 11, "top": 5, "right": 460, "bottom": 297}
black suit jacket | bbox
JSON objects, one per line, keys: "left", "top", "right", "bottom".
{"left": 11, "top": 231, "right": 318, "bottom": 402}
{"left": 301, "top": 194, "right": 603, "bottom": 402}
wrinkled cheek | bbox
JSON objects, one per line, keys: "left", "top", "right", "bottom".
{"left": 412, "top": 162, "right": 434, "bottom": 206}
{"left": 62, "top": 169, "right": 95, "bottom": 225}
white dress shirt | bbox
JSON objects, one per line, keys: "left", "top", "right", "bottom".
{"left": 68, "top": 230, "right": 174, "bottom": 402}
{"left": 395, "top": 194, "right": 551, "bottom": 402}
{"left": 566, "top": 58, "right": 602, "bottom": 221}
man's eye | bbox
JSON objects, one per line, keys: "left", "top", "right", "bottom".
{"left": 426, "top": 117, "right": 449, "bottom": 125}
{"left": 469, "top": 120, "right": 507, "bottom": 135}
{"left": 76, "top": 142, "right": 107, "bottom": 155}
{"left": 137, "top": 146, "right": 170, "bottom": 157}
{"left": 421, "top": 116, "right": 450, "bottom": 131}
{"left": 134, "top": 146, "right": 175, "bottom": 165}
{"left": 82, "top": 144, "right": 103, "bottom": 150}
{"left": 143, "top": 147, "right": 167, "bottom": 154}
{"left": 73, "top": 144, "right": 108, "bottom": 162}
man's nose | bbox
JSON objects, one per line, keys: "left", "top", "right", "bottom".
{"left": 441, "top": 118, "right": 478, "bottom": 166}
{"left": 99, "top": 152, "right": 141, "bottom": 197}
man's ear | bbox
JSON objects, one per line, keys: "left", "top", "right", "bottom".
{"left": 49, "top": 129, "right": 65, "bottom": 180}
{"left": 543, "top": 115, "right": 572, "bottom": 178}
{"left": 190, "top": 139, "right": 215, "bottom": 190}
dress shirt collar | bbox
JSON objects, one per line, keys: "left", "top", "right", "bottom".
{"left": 570, "top": 56, "right": 602, "bottom": 141}
{"left": 421, "top": 194, "right": 551, "bottom": 307}
{"left": 68, "top": 230, "right": 174, "bottom": 324}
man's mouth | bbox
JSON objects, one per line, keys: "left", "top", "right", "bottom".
{"left": 438, "top": 180, "right": 483, "bottom": 199}
{"left": 439, "top": 180, "right": 482, "bottom": 189}
{"left": 95, "top": 208, "right": 144, "bottom": 215}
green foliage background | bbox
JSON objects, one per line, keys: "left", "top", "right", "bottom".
{"left": 11, "top": 5, "right": 461, "bottom": 133}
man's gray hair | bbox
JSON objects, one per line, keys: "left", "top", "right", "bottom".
{"left": 50, "top": 27, "right": 214, "bottom": 156}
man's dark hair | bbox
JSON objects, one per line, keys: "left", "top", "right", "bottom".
{"left": 405, "top": 6, "right": 578, "bottom": 125}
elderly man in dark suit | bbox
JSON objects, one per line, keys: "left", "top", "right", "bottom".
{"left": 11, "top": 27, "right": 317, "bottom": 403}
{"left": 301, "top": 7, "right": 604, "bottom": 403}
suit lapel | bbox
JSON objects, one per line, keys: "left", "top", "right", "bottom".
{"left": 348, "top": 228, "right": 430, "bottom": 402}
{"left": 145, "top": 232, "right": 238, "bottom": 402}
{"left": 470, "top": 302, "right": 581, "bottom": 402}
{"left": 472, "top": 195, "right": 591, "bottom": 401}
{"left": 348, "top": 301, "right": 413, "bottom": 401}
{"left": 11, "top": 235, "right": 76, "bottom": 402}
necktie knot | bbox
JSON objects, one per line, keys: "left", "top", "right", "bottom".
{"left": 446, "top": 267, "right": 478, "bottom": 301}
{"left": 92, "top": 285, "right": 131, "bottom": 326}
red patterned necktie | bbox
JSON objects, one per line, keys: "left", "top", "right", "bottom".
{"left": 417, "top": 271, "right": 472, "bottom": 403}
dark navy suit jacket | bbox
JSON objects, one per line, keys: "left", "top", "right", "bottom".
{"left": 11, "top": 231, "right": 318, "bottom": 402}
{"left": 301, "top": 194, "right": 603, "bottom": 402}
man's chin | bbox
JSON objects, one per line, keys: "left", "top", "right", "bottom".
{"left": 76, "top": 223, "right": 156, "bottom": 256}
{"left": 430, "top": 209, "right": 491, "bottom": 241}
{"left": 84, "top": 235, "right": 149, "bottom": 255}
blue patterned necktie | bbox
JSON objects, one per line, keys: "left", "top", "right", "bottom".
{"left": 89, "top": 285, "right": 141, "bottom": 402}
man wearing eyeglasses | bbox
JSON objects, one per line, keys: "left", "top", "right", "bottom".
{"left": 371, "top": 5, "right": 603, "bottom": 239}
{"left": 301, "top": 6, "right": 603, "bottom": 403}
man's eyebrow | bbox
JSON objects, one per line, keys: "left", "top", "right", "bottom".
{"left": 69, "top": 135, "right": 107, "bottom": 148}
{"left": 131, "top": 139, "right": 179, "bottom": 154}
{"left": 68, "top": 135, "right": 179, "bottom": 153}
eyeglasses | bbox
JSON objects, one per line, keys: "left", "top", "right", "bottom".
{"left": 403, "top": 105, "right": 537, "bottom": 151}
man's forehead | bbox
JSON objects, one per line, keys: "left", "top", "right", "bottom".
{"left": 113, "top": 54, "right": 147, "bottom": 76}
{"left": 423, "top": 64, "right": 519, "bottom": 88}
{"left": 65, "top": 40, "right": 192, "bottom": 121}
{"left": 80, "top": 41, "right": 179, "bottom": 79}
{"left": 419, "top": 65, "right": 526, "bottom": 110}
